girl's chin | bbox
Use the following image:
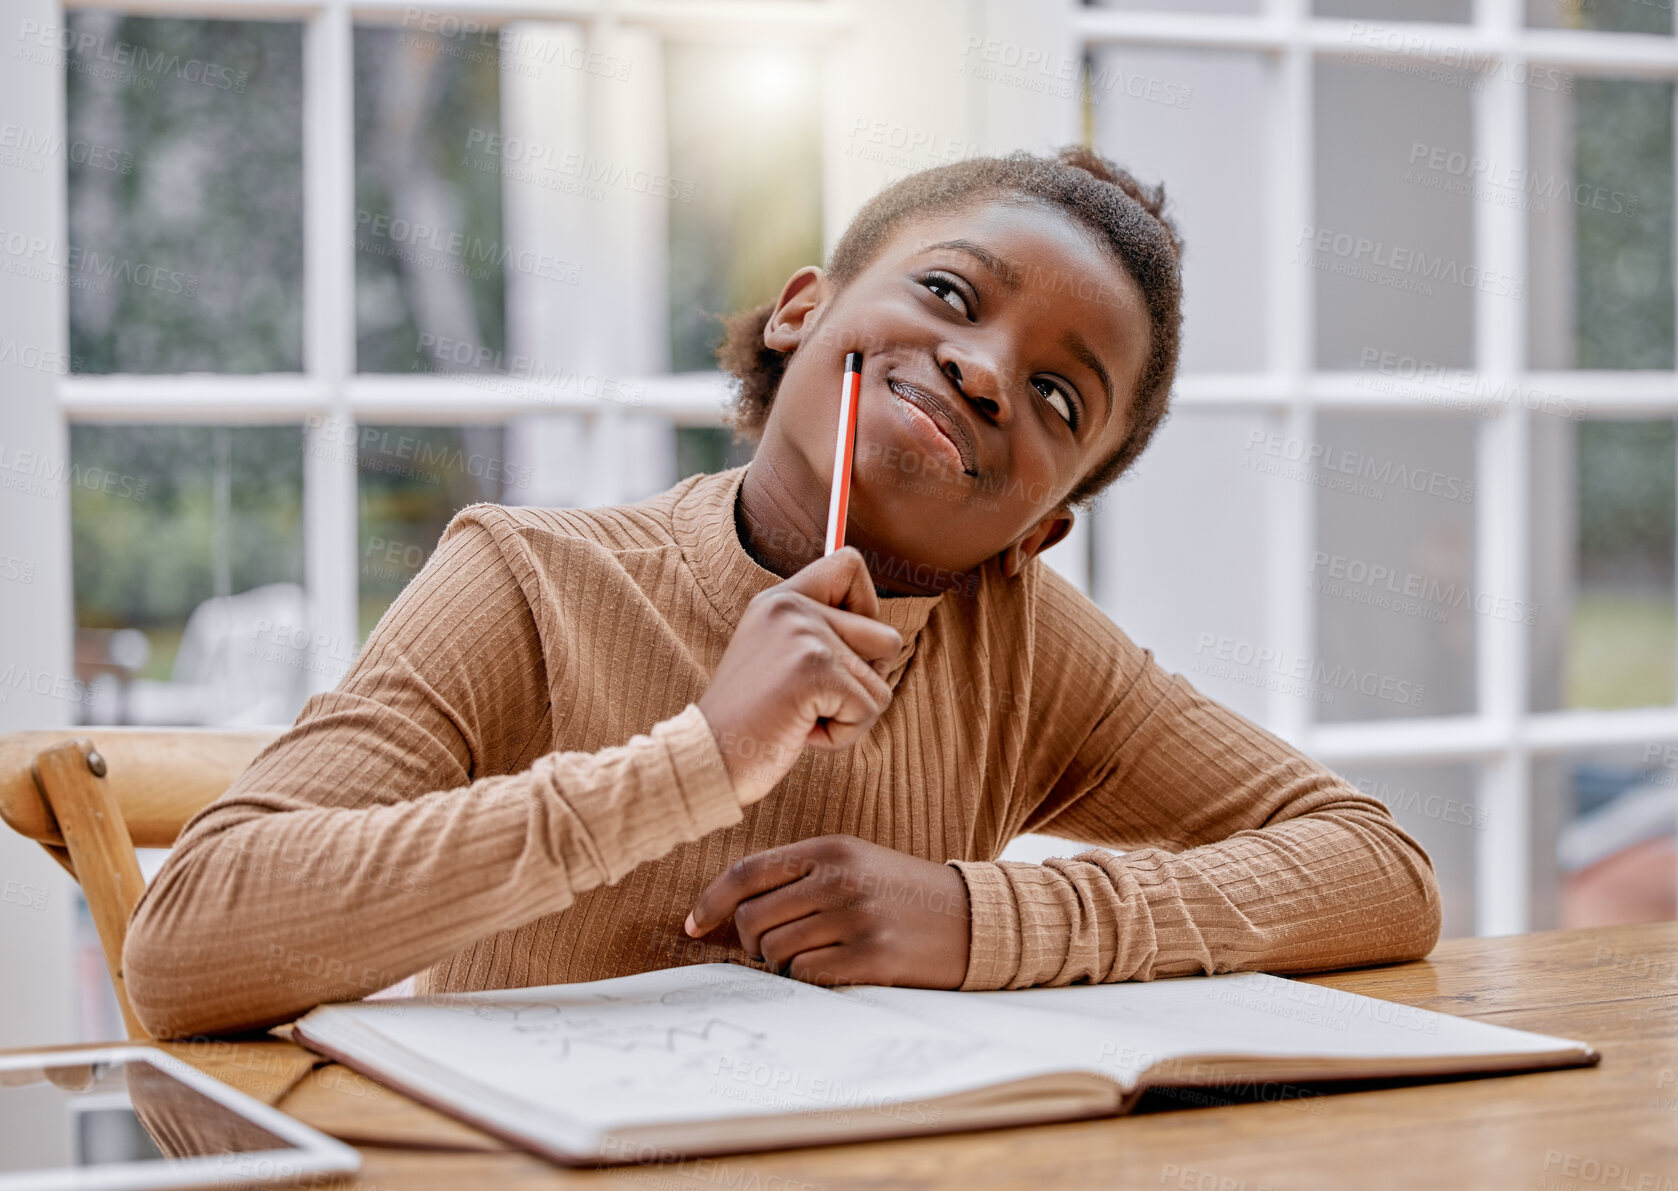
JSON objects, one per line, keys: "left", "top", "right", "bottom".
{"left": 845, "top": 483, "right": 990, "bottom": 574}
{"left": 850, "top": 452, "right": 974, "bottom": 509}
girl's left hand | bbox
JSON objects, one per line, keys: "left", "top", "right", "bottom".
{"left": 685, "top": 834, "right": 971, "bottom": 989}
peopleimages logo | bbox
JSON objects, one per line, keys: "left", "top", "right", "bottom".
{"left": 398, "top": 9, "right": 633, "bottom": 82}
{"left": 353, "top": 209, "right": 582, "bottom": 285}
{"left": 1344, "top": 22, "right": 1571, "bottom": 95}
{"left": 304, "top": 413, "right": 536, "bottom": 490}
{"left": 0, "top": 442, "right": 148, "bottom": 501}
{"left": 462, "top": 129, "right": 695, "bottom": 202}
{"left": 1407, "top": 142, "right": 1638, "bottom": 218}
{"left": 0, "top": 229, "right": 197, "bottom": 298}
{"left": 958, "top": 36, "right": 1193, "bottom": 108}
{"left": 1356, "top": 347, "right": 1586, "bottom": 421}
{"left": 1297, "top": 224, "right": 1525, "bottom": 300}
{"left": 1310, "top": 550, "right": 1537, "bottom": 626}
{"left": 1193, "top": 633, "right": 1426, "bottom": 709}
{"left": 0, "top": 123, "right": 133, "bottom": 175}
{"left": 1243, "top": 429, "right": 1475, "bottom": 504}
{"left": 1356, "top": 778, "right": 1489, "bottom": 831}
{"left": 16, "top": 20, "right": 250, "bottom": 92}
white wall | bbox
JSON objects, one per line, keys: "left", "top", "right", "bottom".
{"left": 0, "top": 0, "right": 81, "bottom": 1169}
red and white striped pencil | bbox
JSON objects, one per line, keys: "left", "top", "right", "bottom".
{"left": 824, "top": 351, "right": 863, "bottom": 556}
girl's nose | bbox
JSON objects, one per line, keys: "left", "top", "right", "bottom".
{"left": 941, "top": 353, "right": 1009, "bottom": 423}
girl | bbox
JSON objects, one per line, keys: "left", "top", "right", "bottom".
{"left": 124, "top": 147, "right": 1441, "bottom": 1038}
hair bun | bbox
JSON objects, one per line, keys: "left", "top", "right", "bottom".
{"left": 1053, "top": 145, "right": 1182, "bottom": 258}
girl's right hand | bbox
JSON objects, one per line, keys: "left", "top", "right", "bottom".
{"left": 696, "top": 547, "right": 903, "bottom": 807}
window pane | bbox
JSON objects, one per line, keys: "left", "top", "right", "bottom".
{"left": 1312, "top": 414, "right": 1478, "bottom": 723}
{"left": 354, "top": 25, "right": 506, "bottom": 374}
{"left": 666, "top": 43, "right": 822, "bottom": 373}
{"left": 1540, "top": 747, "right": 1676, "bottom": 931}
{"left": 675, "top": 426, "right": 754, "bottom": 484}
{"left": 70, "top": 426, "right": 305, "bottom": 726}
{"left": 1533, "top": 418, "right": 1676, "bottom": 712}
{"left": 1096, "top": 411, "right": 1277, "bottom": 725}
{"left": 1527, "top": 0, "right": 1673, "bottom": 33}
{"left": 1316, "top": 0, "right": 1470, "bottom": 20}
{"left": 1312, "top": 59, "right": 1477, "bottom": 369}
{"left": 503, "top": 413, "right": 676, "bottom": 510}
{"left": 1528, "top": 75, "right": 1674, "bottom": 369}
{"left": 1329, "top": 763, "right": 1481, "bottom": 937}
{"left": 1090, "top": 50, "right": 1266, "bottom": 373}
{"left": 356, "top": 425, "right": 514, "bottom": 639}
{"left": 63, "top": 13, "right": 303, "bottom": 373}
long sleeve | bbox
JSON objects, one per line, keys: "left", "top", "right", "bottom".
{"left": 948, "top": 566, "right": 1442, "bottom": 991}
{"left": 122, "top": 508, "right": 742, "bottom": 1040}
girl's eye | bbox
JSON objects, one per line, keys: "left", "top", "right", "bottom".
{"left": 922, "top": 275, "right": 971, "bottom": 318}
{"left": 1033, "top": 378, "right": 1076, "bottom": 429}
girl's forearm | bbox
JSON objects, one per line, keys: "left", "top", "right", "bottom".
{"left": 121, "top": 703, "right": 741, "bottom": 1039}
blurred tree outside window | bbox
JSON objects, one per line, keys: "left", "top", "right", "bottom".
{"left": 663, "top": 43, "right": 820, "bottom": 480}
{"left": 665, "top": 42, "right": 823, "bottom": 374}
{"left": 1530, "top": 0, "right": 1672, "bottom": 35}
{"left": 1535, "top": 1, "right": 1678, "bottom": 929}
{"left": 1567, "top": 71, "right": 1676, "bottom": 710}
{"left": 70, "top": 425, "right": 306, "bottom": 725}
{"left": 675, "top": 426, "right": 755, "bottom": 483}
{"left": 1570, "top": 420, "right": 1676, "bottom": 709}
{"left": 357, "top": 425, "right": 511, "bottom": 640}
{"left": 65, "top": 12, "right": 304, "bottom": 373}
{"left": 353, "top": 24, "right": 506, "bottom": 375}
{"left": 348, "top": 25, "right": 516, "bottom": 638}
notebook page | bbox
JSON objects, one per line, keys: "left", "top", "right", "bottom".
{"left": 297, "top": 964, "right": 1097, "bottom": 1145}
{"left": 833, "top": 971, "right": 1590, "bottom": 1084}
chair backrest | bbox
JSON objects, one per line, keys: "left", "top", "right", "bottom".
{"left": 0, "top": 728, "right": 281, "bottom": 1039}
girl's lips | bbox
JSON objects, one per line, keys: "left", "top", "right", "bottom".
{"left": 885, "top": 378, "right": 976, "bottom": 475}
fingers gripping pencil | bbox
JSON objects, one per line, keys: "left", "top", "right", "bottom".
{"left": 824, "top": 352, "right": 863, "bottom": 556}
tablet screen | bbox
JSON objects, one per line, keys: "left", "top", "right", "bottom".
{"left": 1, "top": 1054, "right": 297, "bottom": 1173}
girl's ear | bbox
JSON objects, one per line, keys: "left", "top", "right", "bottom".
{"left": 1000, "top": 510, "right": 1075, "bottom": 578}
{"left": 763, "top": 266, "right": 828, "bottom": 353}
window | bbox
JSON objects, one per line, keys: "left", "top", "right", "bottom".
{"left": 1078, "top": 2, "right": 1678, "bottom": 937}
{"left": 6, "top": 5, "right": 1674, "bottom": 1059}
{"left": 53, "top": 5, "right": 833, "bottom": 728}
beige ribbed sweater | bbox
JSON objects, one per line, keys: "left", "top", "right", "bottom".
{"left": 123, "top": 465, "right": 1442, "bottom": 1039}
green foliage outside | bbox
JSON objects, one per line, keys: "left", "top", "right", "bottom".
{"left": 1568, "top": 592, "right": 1676, "bottom": 709}
{"left": 352, "top": 26, "right": 505, "bottom": 374}
{"left": 66, "top": 13, "right": 304, "bottom": 373}
{"left": 1558, "top": 0, "right": 1671, "bottom": 36}
{"left": 1574, "top": 79, "right": 1674, "bottom": 370}
{"left": 71, "top": 425, "right": 304, "bottom": 675}
{"left": 1567, "top": 66, "right": 1677, "bottom": 709}
{"left": 1577, "top": 421, "right": 1676, "bottom": 587}
{"left": 356, "top": 425, "right": 507, "bottom": 638}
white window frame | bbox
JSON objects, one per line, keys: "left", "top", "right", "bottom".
{"left": 26, "top": 0, "right": 1678, "bottom": 940}
{"left": 1072, "top": 0, "right": 1678, "bottom": 936}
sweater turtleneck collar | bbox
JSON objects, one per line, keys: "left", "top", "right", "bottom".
{"left": 671, "top": 465, "right": 957, "bottom": 688}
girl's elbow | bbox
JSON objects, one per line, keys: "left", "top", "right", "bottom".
{"left": 122, "top": 901, "right": 269, "bottom": 1040}
{"left": 121, "top": 918, "right": 193, "bottom": 1040}
{"left": 122, "top": 912, "right": 210, "bottom": 1040}
{"left": 1389, "top": 837, "right": 1444, "bottom": 962}
{"left": 1400, "top": 869, "right": 1444, "bottom": 961}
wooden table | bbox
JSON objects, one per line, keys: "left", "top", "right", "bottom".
{"left": 10, "top": 923, "right": 1675, "bottom": 1190}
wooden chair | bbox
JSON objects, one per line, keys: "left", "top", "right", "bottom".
{"left": 0, "top": 728, "right": 280, "bottom": 1039}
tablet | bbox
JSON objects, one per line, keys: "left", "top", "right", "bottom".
{"left": 0, "top": 1045, "right": 360, "bottom": 1191}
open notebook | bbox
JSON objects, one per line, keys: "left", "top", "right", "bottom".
{"left": 291, "top": 963, "right": 1596, "bottom": 1165}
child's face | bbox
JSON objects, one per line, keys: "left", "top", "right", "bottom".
{"left": 759, "top": 197, "right": 1151, "bottom": 584}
